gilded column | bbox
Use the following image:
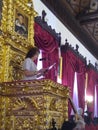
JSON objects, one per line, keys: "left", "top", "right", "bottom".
{"left": 27, "top": 1, "right": 37, "bottom": 46}
{"left": 1, "top": 0, "right": 8, "bottom": 32}
{"left": 28, "top": 15, "right": 34, "bottom": 46}
{"left": 2, "top": 45, "right": 11, "bottom": 82}
{"left": 7, "top": 0, "right": 13, "bottom": 32}
{"left": 0, "top": 97, "right": 6, "bottom": 130}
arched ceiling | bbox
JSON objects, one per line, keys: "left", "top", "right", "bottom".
{"left": 41, "top": 0, "right": 98, "bottom": 59}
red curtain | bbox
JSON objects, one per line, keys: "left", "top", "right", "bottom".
{"left": 77, "top": 57, "right": 86, "bottom": 111}
{"left": 86, "top": 68, "right": 97, "bottom": 117}
{"left": 61, "top": 50, "right": 74, "bottom": 115}
{"left": 85, "top": 124, "right": 98, "bottom": 130}
{"left": 77, "top": 72, "right": 85, "bottom": 109}
{"left": 61, "top": 49, "right": 86, "bottom": 115}
{"left": 61, "top": 50, "right": 76, "bottom": 89}
{"left": 34, "top": 22, "right": 59, "bottom": 81}
{"left": 42, "top": 49, "right": 59, "bottom": 81}
{"left": 96, "top": 85, "right": 98, "bottom": 116}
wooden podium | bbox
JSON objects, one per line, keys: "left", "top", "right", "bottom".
{"left": 0, "top": 79, "right": 69, "bottom": 130}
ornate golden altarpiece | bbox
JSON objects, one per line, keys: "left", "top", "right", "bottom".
{"left": 0, "top": 0, "right": 69, "bottom": 130}
{"left": 0, "top": 0, "right": 36, "bottom": 82}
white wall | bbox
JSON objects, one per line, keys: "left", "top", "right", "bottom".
{"left": 33, "top": 0, "right": 97, "bottom": 65}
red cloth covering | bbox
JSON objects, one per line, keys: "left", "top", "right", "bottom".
{"left": 85, "top": 124, "right": 98, "bottom": 130}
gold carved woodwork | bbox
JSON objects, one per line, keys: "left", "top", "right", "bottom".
{"left": 0, "top": 0, "right": 37, "bottom": 82}
{"left": 0, "top": 79, "right": 69, "bottom": 130}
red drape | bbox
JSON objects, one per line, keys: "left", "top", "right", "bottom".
{"left": 61, "top": 50, "right": 74, "bottom": 118}
{"left": 61, "top": 50, "right": 76, "bottom": 92}
{"left": 96, "top": 85, "right": 98, "bottom": 116}
{"left": 77, "top": 57, "right": 86, "bottom": 111}
{"left": 85, "top": 124, "right": 98, "bottom": 130}
{"left": 42, "top": 49, "right": 59, "bottom": 81}
{"left": 61, "top": 49, "right": 86, "bottom": 115}
{"left": 34, "top": 22, "right": 59, "bottom": 81}
{"left": 86, "top": 68, "right": 97, "bottom": 117}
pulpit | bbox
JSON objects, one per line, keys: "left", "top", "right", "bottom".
{"left": 0, "top": 79, "right": 69, "bottom": 130}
